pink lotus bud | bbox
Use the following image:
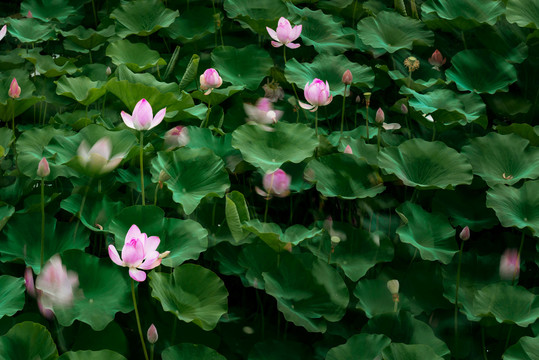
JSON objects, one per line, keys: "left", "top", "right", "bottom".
{"left": 299, "top": 79, "right": 333, "bottom": 112}
{"left": 121, "top": 98, "right": 166, "bottom": 131}
{"left": 401, "top": 104, "right": 408, "bottom": 114}
{"left": 499, "top": 249, "right": 519, "bottom": 281}
{"left": 147, "top": 324, "right": 158, "bottom": 344}
{"left": 342, "top": 69, "right": 353, "bottom": 85}
{"left": 25, "top": 267, "right": 36, "bottom": 298}
{"left": 459, "top": 226, "right": 470, "bottom": 241}
{"left": 344, "top": 145, "right": 353, "bottom": 154}
{"left": 375, "top": 108, "right": 385, "bottom": 124}
{"left": 428, "top": 50, "right": 446, "bottom": 71}
{"left": 27, "top": 11, "right": 33, "bottom": 18}
{"left": 8, "top": 78, "right": 21, "bottom": 99}
{"left": 164, "top": 126, "right": 190, "bottom": 149}
{"left": 266, "top": 17, "right": 302, "bottom": 49}
{"left": 106, "top": 66, "right": 112, "bottom": 76}
{"left": 37, "top": 157, "right": 50, "bottom": 177}
{"left": 255, "top": 169, "right": 291, "bottom": 198}
{"left": 199, "top": 68, "right": 223, "bottom": 95}
{"left": 0, "top": 25, "right": 7, "bottom": 42}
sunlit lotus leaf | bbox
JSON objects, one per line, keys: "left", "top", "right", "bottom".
{"left": 0, "top": 212, "right": 89, "bottom": 274}
{"left": 5, "top": 18, "right": 55, "bottom": 43}
{"left": 400, "top": 87, "right": 486, "bottom": 126}
{"left": 422, "top": 0, "right": 505, "bottom": 29}
{"left": 21, "top": 0, "right": 81, "bottom": 22}
{"left": 60, "top": 194, "right": 125, "bottom": 233}
{"left": 110, "top": 0, "right": 179, "bottom": 37}
{"left": 378, "top": 138, "right": 473, "bottom": 189}
{"left": 396, "top": 202, "right": 458, "bottom": 264}
{"left": 286, "top": 3, "right": 355, "bottom": 54}
{"left": 232, "top": 122, "right": 318, "bottom": 172}
{"left": 149, "top": 264, "right": 228, "bottom": 331}
{"left": 356, "top": 11, "right": 433, "bottom": 54}
{"left": 263, "top": 253, "right": 349, "bottom": 332}
{"left": 497, "top": 123, "right": 539, "bottom": 146}
{"left": 285, "top": 54, "right": 374, "bottom": 94}
{"left": 381, "top": 343, "right": 444, "bottom": 360}
{"left": 60, "top": 25, "right": 115, "bottom": 52}
{"left": 0, "top": 205, "right": 14, "bottom": 232}
{"left": 53, "top": 250, "right": 132, "bottom": 331}
{"left": 462, "top": 133, "right": 539, "bottom": 187}
{"left": 224, "top": 0, "right": 288, "bottom": 34}
{"left": 506, "top": 0, "right": 539, "bottom": 29}
{"left": 0, "top": 322, "right": 58, "bottom": 360}
{"left": 164, "top": 7, "right": 215, "bottom": 42}
{"left": 305, "top": 154, "right": 386, "bottom": 199}
{"left": 162, "top": 343, "right": 226, "bottom": 360}
{"left": 58, "top": 350, "right": 127, "bottom": 360}
{"left": 446, "top": 50, "right": 518, "bottom": 94}
{"left": 56, "top": 76, "right": 106, "bottom": 106}
{"left": 150, "top": 148, "right": 230, "bottom": 214}
{"left": 211, "top": 46, "right": 273, "bottom": 91}
{"left": 486, "top": 181, "right": 539, "bottom": 235}
{"left": 471, "top": 282, "right": 539, "bottom": 327}
{"left": 0, "top": 276, "right": 25, "bottom": 320}
{"left": 106, "top": 40, "right": 166, "bottom": 73}
{"left": 503, "top": 335, "right": 539, "bottom": 360}
{"left": 325, "top": 334, "right": 391, "bottom": 360}
{"left": 20, "top": 48, "right": 77, "bottom": 77}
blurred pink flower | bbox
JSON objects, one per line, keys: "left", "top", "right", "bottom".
{"left": 0, "top": 25, "right": 6, "bottom": 42}
{"left": 499, "top": 249, "right": 520, "bottom": 280}
{"left": 24, "top": 267, "right": 36, "bottom": 297}
{"left": 121, "top": 98, "right": 166, "bottom": 131}
{"left": 37, "top": 157, "right": 50, "bottom": 177}
{"left": 429, "top": 50, "right": 446, "bottom": 71}
{"left": 344, "top": 145, "right": 353, "bottom": 154}
{"left": 147, "top": 324, "right": 158, "bottom": 344}
{"left": 266, "top": 17, "right": 302, "bottom": 49}
{"left": 299, "top": 79, "right": 333, "bottom": 112}
{"left": 263, "top": 81, "right": 284, "bottom": 102}
{"left": 244, "top": 98, "right": 283, "bottom": 128}
{"left": 164, "top": 126, "right": 189, "bottom": 149}
{"left": 255, "top": 169, "right": 291, "bottom": 199}
{"left": 108, "top": 224, "right": 170, "bottom": 282}
{"left": 199, "top": 68, "right": 222, "bottom": 95}
{"left": 401, "top": 104, "right": 408, "bottom": 114}
{"left": 8, "top": 78, "right": 21, "bottom": 99}
{"left": 27, "top": 11, "right": 33, "bottom": 18}
{"left": 78, "top": 137, "right": 123, "bottom": 175}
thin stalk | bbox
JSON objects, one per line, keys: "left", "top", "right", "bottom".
{"left": 88, "top": 51, "right": 93, "bottom": 64}
{"left": 131, "top": 280, "right": 149, "bottom": 360}
{"left": 454, "top": 240, "right": 465, "bottom": 349}
{"left": 150, "top": 344, "right": 154, "bottom": 360}
{"left": 283, "top": 46, "right": 305, "bottom": 122}
{"left": 91, "top": 0, "right": 98, "bottom": 27}
{"left": 264, "top": 199, "right": 269, "bottom": 223}
{"left": 340, "top": 85, "right": 347, "bottom": 134}
{"left": 139, "top": 132, "right": 145, "bottom": 206}
{"left": 11, "top": 101, "right": 15, "bottom": 132}
{"left": 315, "top": 110, "right": 319, "bottom": 136}
{"left": 432, "top": 120, "right": 436, "bottom": 142}
{"left": 153, "top": 183, "right": 159, "bottom": 206}
{"left": 365, "top": 105, "right": 370, "bottom": 140}
{"left": 393, "top": 299, "right": 398, "bottom": 313}
{"left": 283, "top": 46, "right": 287, "bottom": 63}
{"left": 504, "top": 324, "right": 513, "bottom": 350}
{"left": 377, "top": 126, "right": 382, "bottom": 152}
{"left": 512, "top": 232, "right": 525, "bottom": 285}
{"left": 40, "top": 177, "right": 45, "bottom": 269}
{"left": 202, "top": 100, "right": 212, "bottom": 128}
{"left": 481, "top": 326, "right": 488, "bottom": 360}
{"left": 354, "top": 102, "right": 358, "bottom": 128}
{"left": 404, "top": 109, "right": 411, "bottom": 139}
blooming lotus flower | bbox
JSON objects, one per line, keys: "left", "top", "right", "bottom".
{"left": 77, "top": 137, "right": 123, "bottom": 175}
{"left": 108, "top": 224, "right": 170, "bottom": 282}
{"left": 266, "top": 17, "right": 302, "bottom": 49}
{"left": 255, "top": 169, "right": 291, "bottom": 198}
{"left": 164, "top": 126, "right": 189, "bottom": 149}
{"left": 429, "top": 50, "right": 446, "bottom": 71}
{"left": 244, "top": 98, "right": 283, "bottom": 128}
{"left": 499, "top": 249, "right": 519, "bottom": 281}
{"left": 37, "top": 157, "right": 50, "bottom": 177}
{"left": 8, "top": 78, "right": 20, "bottom": 99}
{"left": 121, "top": 98, "right": 166, "bottom": 131}
{"left": 299, "top": 79, "right": 333, "bottom": 112}
{"left": 199, "top": 68, "right": 222, "bottom": 95}
{"left": 0, "top": 25, "right": 6, "bottom": 42}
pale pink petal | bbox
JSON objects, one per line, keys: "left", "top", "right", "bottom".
{"left": 121, "top": 111, "right": 135, "bottom": 129}
{"left": 285, "top": 42, "right": 300, "bottom": 49}
{"left": 138, "top": 251, "right": 161, "bottom": 270}
{"left": 255, "top": 186, "right": 269, "bottom": 198}
{"left": 144, "top": 236, "right": 160, "bottom": 255}
{"left": 108, "top": 245, "right": 124, "bottom": 266}
{"left": 121, "top": 239, "right": 145, "bottom": 267}
{"left": 101, "top": 157, "right": 122, "bottom": 173}
{"left": 298, "top": 100, "right": 315, "bottom": 110}
{"left": 271, "top": 41, "right": 283, "bottom": 48}
{"left": 290, "top": 25, "right": 302, "bottom": 41}
{"left": 324, "top": 94, "right": 333, "bottom": 106}
{"left": 77, "top": 140, "right": 90, "bottom": 161}
{"left": 125, "top": 224, "right": 142, "bottom": 243}
{"left": 129, "top": 268, "right": 147, "bottom": 282}
{"left": 133, "top": 99, "right": 153, "bottom": 130}
{"left": 0, "top": 25, "right": 6, "bottom": 42}
{"left": 149, "top": 108, "right": 166, "bottom": 130}
{"left": 89, "top": 138, "right": 112, "bottom": 160}
{"left": 266, "top": 27, "right": 279, "bottom": 42}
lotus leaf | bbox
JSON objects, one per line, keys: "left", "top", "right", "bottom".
{"left": 422, "top": 0, "right": 505, "bottom": 29}
{"left": 224, "top": 0, "right": 288, "bottom": 35}
{"left": 0, "top": 276, "right": 25, "bottom": 320}
{"left": 503, "top": 335, "right": 539, "bottom": 360}
{"left": 0, "top": 322, "right": 58, "bottom": 360}
{"left": 110, "top": 0, "right": 179, "bottom": 37}
{"left": 162, "top": 343, "right": 226, "bottom": 360}
{"left": 506, "top": 0, "right": 539, "bottom": 29}
{"left": 56, "top": 76, "right": 106, "bottom": 106}
{"left": 325, "top": 334, "right": 391, "bottom": 360}
{"left": 106, "top": 40, "right": 166, "bottom": 73}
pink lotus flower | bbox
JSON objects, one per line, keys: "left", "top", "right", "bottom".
{"left": 500, "top": 249, "right": 520, "bottom": 281}
{"left": 77, "top": 137, "right": 124, "bottom": 175}
{"left": 37, "top": 157, "right": 50, "bottom": 177}
{"left": 255, "top": 169, "right": 291, "bottom": 198}
{"left": 121, "top": 99, "right": 166, "bottom": 131}
{"left": 428, "top": 50, "right": 446, "bottom": 71}
{"left": 299, "top": 79, "right": 333, "bottom": 112}
{"left": 8, "top": 78, "right": 21, "bottom": 99}
{"left": 108, "top": 224, "right": 170, "bottom": 282}
{"left": 0, "top": 25, "right": 6, "bottom": 42}
{"left": 401, "top": 104, "right": 408, "bottom": 114}
{"left": 266, "top": 17, "right": 302, "bottom": 49}
{"left": 199, "top": 68, "right": 223, "bottom": 95}
{"left": 24, "top": 267, "right": 36, "bottom": 297}
{"left": 244, "top": 98, "right": 283, "bottom": 127}
{"left": 164, "top": 126, "right": 190, "bottom": 149}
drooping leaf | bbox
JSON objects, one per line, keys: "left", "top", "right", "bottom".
{"left": 422, "top": 0, "right": 505, "bottom": 29}
{"left": 60, "top": 25, "right": 115, "bottom": 53}
{"left": 503, "top": 335, "right": 539, "bottom": 360}
{"left": 225, "top": 191, "right": 251, "bottom": 243}
{"left": 21, "top": 0, "right": 81, "bottom": 22}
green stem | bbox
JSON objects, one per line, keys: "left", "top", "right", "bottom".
{"left": 354, "top": 103, "right": 358, "bottom": 128}
{"left": 504, "top": 324, "right": 513, "bottom": 350}
{"left": 131, "top": 280, "right": 149, "bottom": 360}
{"left": 153, "top": 183, "right": 159, "bottom": 206}
{"left": 202, "top": 100, "right": 212, "bottom": 128}
{"left": 264, "top": 199, "right": 269, "bottom": 223}
{"left": 40, "top": 177, "right": 45, "bottom": 269}
{"left": 315, "top": 110, "right": 319, "bottom": 136}
{"left": 91, "top": 0, "right": 98, "bottom": 27}
{"left": 481, "top": 326, "right": 488, "bottom": 360}
{"left": 340, "top": 85, "right": 347, "bottom": 134}
{"left": 365, "top": 106, "right": 370, "bottom": 141}
{"left": 431, "top": 119, "right": 436, "bottom": 142}
{"left": 139, "top": 132, "right": 145, "bottom": 206}
{"left": 377, "top": 126, "right": 382, "bottom": 152}
{"left": 512, "top": 232, "right": 525, "bottom": 285}
{"left": 283, "top": 46, "right": 287, "bottom": 64}
{"left": 150, "top": 344, "right": 154, "bottom": 360}
{"left": 393, "top": 300, "right": 398, "bottom": 313}
{"left": 454, "top": 240, "right": 465, "bottom": 349}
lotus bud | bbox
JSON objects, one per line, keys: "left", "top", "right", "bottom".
{"left": 355, "top": 95, "right": 361, "bottom": 103}
{"left": 344, "top": 145, "right": 353, "bottom": 154}
{"left": 387, "top": 279, "right": 400, "bottom": 295}
{"left": 37, "top": 157, "right": 50, "bottom": 177}
{"left": 199, "top": 68, "right": 223, "bottom": 95}
{"left": 158, "top": 169, "right": 170, "bottom": 189}
{"left": 342, "top": 69, "right": 353, "bottom": 85}
{"left": 27, "top": 11, "right": 33, "bottom": 18}
{"left": 164, "top": 126, "right": 189, "bottom": 149}
{"left": 363, "top": 92, "right": 371, "bottom": 107}
{"left": 499, "top": 249, "right": 519, "bottom": 281}
{"left": 401, "top": 104, "right": 408, "bottom": 114}
{"left": 428, "top": 50, "right": 446, "bottom": 71}
{"left": 106, "top": 66, "right": 112, "bottom": 76}
{"left": 25, "top": 267, "right": 36, "bottom": 298}
{"left": 375, "top": 108, "right": 385, "bottom": 124}
{"left": 459, "top": 226, "right": 470, "bottom": 241}
{"left": 8, "top": 78, "right": 21, "bottom": 99}
{"left": 147, "top": 324, "right": 158, "bottom": 344}
{"left": 299, "top": 79, "right": 333, "bottom": 112}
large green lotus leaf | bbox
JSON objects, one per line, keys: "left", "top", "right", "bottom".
{"left": 59, "top": 25, "right": 115, "bottom": 52}
{"left": 381, "top": 343, "right": 444, "bottom": 360}
{"left": 400, "top": 87, "right": 486, "bottom": 126}
{"left": 462, "top": 133, "right": 539, "bottom": 187}
{"left": 20, "top": 48, "right": 77, "bottom": 77}
{"left": 0, "top": 276, "right": 25, "bottom": 320}
{"left": 55, "top": 76, "right": 106, "bottom": 106}
{"left": 185, "top": 127, "right": 240, "bottom": 162}
{"left": 0, "top": 128, "right": 13, "bottom": 157}
{"left": 325, "top": 333, "right": 391, "bottom": 360}
{"left": 506, "top": 0, "right": 539, "bottom": 29}
{"left": 109, "top": 206, "right": 208, "bottom": 267}
{"left": 237, "top": 243, "right": 278, "bottom": 289}
{"left": 21, "top": 0, "right": 80, "bottom": 22}
{"left": 162, "top": 343, "right": 225, "bottom": 360}
{"left": 356, "top": 11, "right": 433, "bottom": 54}
{"left": 190, "top": 86, "right": 245, "bottom": 106}
{"left": 263, "top": 253, "right": 349, "bottom": 333}
{"left": 58, "top": 350, "right": 126, "bottom": 360}
{"left": 164, "top": 7, "right": 215, "bottom": 42}
{"left": 471, "top": 282, "right": 539, "bottom": 327}
{"left": 303, "top": 223, "right": 393, "bottom": 282}
{"left": 60, "top": 194, "right": 125, "bottom": 233}
{"left": 116, "top": 64, "right": 178, "bottom": 94}
{"left": 0, "top": 205, "right": 15, "bottom": 232}
{"left": 211, "top": 46, "right": 273, "bottom": 91}
{"left": 53, "top": 250, "right": 132, "bottom": 331}
{"left": 5, "top": 18, "right": 55, "bottom": 43}
{"left": 106, "top": 40, "right": 166, "bottom": 73}
{"left": 486, "top": 181, "right": 539, "bottom": 235}
{"left": 422, "top": 0, "right": 505, "bottom": 29}
{"left": 0, "top": 322, "right": 58, "bottom": 360}
{"left": 249, "top": 340, "right": 312, "bottom": 359}
{"left": 378, "top": 138, "right": 473, "bottom": 189}
{"left": 503, "top": 335, "right": 539, "bottom": 360}
{"left": 0, "top": 212, "right": 89, "bottom": 274}
{"left": 396, "top": 202, "right": 458, "bottom": 264}
{"left": 354, "top": 278, "right": 411, "bottom": 317}
{"left": 304, "top": 153, "right": 386, "bottom": 199}
{"left": 363, "top": 312, "right": 450, "bottom": 358}
{"left": 286, "top": 3, "right": 355, "bottom": 54}
{"left": 243, "top": 220, "right": 284, "bottom": 252}
{"left": 497, "top": 123, "right": 539, "bottom": 147}
{"left": 149, "top": 264, "right": 228, "bottom": 331}
{"left": 283, "top": 225, "right": 322, "bottom": 245}
{"left": 446, "top": 50, "right": 518, "bottom": 94}
{"left": 110, "top": 0, "right": 179, "bottom": 37}
{"left": 285, "top": 54, "right": 374, "bottom": 94}
{"left": 224, "top": 0, "right": 288, "bottom": 35}
{"left": 150, "top": 148, "right": 230, "bottom": 214}
{"left": 232, "top": 122, "right": 318, "bottom": 172}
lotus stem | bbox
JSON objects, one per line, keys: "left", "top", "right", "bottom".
{"left": 153, "top": 183, "right": 159, "bottom": 206}
{"left": 150, "top": 344, "right": 154, "bottom": 360}
{"left": 11, "top": 102, "right": 15, "bottom": 132}
{"left": 454, "top": 240, "right": 465, "bottom": 350}
{"left": 40, "top": 177, "right": 45, "bottom": 269}
{"left": 315, "top": 110, "right": 319, "bottom": 136}
{"left": 283, "top": 46, "right": 287, "bottom": 64}
{"left": 91, "top": 0, "right": 98, "bottom": 27}
{"left": 341, "top": 85, "right": 347, "bottom": 134}
{"left": 131, "top": 280, "right": 149, "bottom": 360}
{"left": 264, "top": 199, "right": 269, "bottom": 223}
{"left": 377, "top": 127, "right": 382, "bottom": 152}
{"left": 365, "top": 105, "right": 370, "bottom": 141}
{"left": 202, "top": 100, "right": 212, "bottom": 128}
{"left": 139, "top": 132, "right": 145, "bottom": 206}
{"left": 481, "top": 327, "right": 488, "bottom": 360}
{"left": 432, "top": 119, "right": 436, "bottom": 141}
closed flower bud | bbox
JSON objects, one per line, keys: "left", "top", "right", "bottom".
{"left": 37, "top": 157, "right": 50, "bottom": 177}
{"left": 375, "top": 108, "right": 385, "bottom": 124}
{"left": 106, "top": 66, "right": 112, "bottom": 76}
{"left": 401, "top": 104, "right": 408, "bottom": 114}
{"left": 8, "top": 78, "right": 21, "bottom": 99}
{"left": 387, "top": 279, "right": 400, "bottom": 295}
{"left": 255, "top": 169, "right": 291, "bottom": 199}
{"left": 428, "top": 50, "right": 446, "bottom": 71}
{"left": 342, "top": 69, "right": 353, "bottom": 85}
{"left": 27, "top": 11, "right": 33, "bottom": 18}
{"left": 459, "top": 226, "right": 470, "bottom": 241}
{"left": 147, "top": 324, "right": 158, "bottom": 344}
{"left": 344, "top": 145, "right": 353, "bottom": 154}
{"left": 499, "top": 249, "right": 519, "bottom": 281}
{"left": 355, "top": 95, "right": 361, "bottom": 103}
{"left": 199, "top": 68, "right": 223, "bottom": 95}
